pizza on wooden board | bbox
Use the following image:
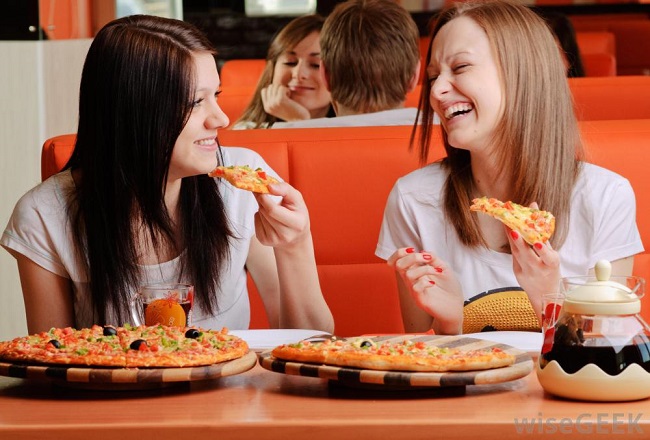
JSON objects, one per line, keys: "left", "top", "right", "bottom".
{"left": 470, "top": 196, "right": 555, "bottom": 245}
{"left": 208, "top": 165, "right": 278, "bottom": 194}
{"left": 0, "top": 325, "right": 248, "bottom": 368}
{"left": 271, "top": 337, "right": 516, "bottom": 372}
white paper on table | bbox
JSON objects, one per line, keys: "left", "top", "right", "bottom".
{"left": 230, "top": 329, "right": 330, "bottom": 351}
{"left": 463, "top": 331, "right": 543, "bottom": 354}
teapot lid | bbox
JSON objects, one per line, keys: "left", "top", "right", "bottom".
{"left": 563, "top": 260, "right": 641, "bottom": 315}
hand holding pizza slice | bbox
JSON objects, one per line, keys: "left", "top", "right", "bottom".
{"left": 470, "top": 196, "right": 555, "bottom": 245}
{"left": 209, "top": 165, "right": 279, "bottom": 194}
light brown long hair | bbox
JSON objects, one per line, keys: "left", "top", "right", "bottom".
{"left": 235, "top": 14, "right": 328, "bottom": 128}
{"left": 320, "top": 0, "right": 420, "bottom": 113}
{"left": 412, "top": 0, "right": 583, "bottom": 249}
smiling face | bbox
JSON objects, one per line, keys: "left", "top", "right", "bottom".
{"left": 169, "top": 52, "right": 229, "bottom": 181}
{"left": 428, "top": 16, "right": 504, "bottom": 153}
{"left": 272, "top": 30, "right": 331, "bottom": 116}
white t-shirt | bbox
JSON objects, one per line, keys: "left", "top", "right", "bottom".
{"left": 1, "top": 147, "right": 277, "bottom": 330}
{"left": 376, "top": 162, "right": 644, "bottom": 303}
{"left": 272, "top": 108, "right": 421, "bottom": 129}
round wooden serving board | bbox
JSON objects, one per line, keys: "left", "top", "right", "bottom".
{"left": 259, "top": 335, "right": 534, "bottom": 389}
{"left": 0, "top": 350, "right": 257, "bottom": 390}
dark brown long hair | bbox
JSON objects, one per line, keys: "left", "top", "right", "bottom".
{"left": 64, "top": 15, "right": 232, "bottom": 325}
{"left": 412, "top": 0, "right": 583, "bottom": 249}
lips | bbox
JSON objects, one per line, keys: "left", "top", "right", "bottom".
{"left": 195, "top": 137, "right": 216, "bottom": 146}
{"left": 444, "top": 103, "right": 474, "bottom": 120}
{"left": 288, "top": 85, "right": 315, "bottom": 92}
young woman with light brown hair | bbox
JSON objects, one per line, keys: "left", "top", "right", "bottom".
{"left": 234, "top": 14, "right": 333, "bottom": 129}
{"left": 376, "top": 0, "right": 642, "bottom": 335}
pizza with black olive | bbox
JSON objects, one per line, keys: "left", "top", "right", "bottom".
{"left": 271, "top": 337, "right": 515, "bottom": 372}
{"left": 0, "top": 325, "right": 248, "bottom": 368}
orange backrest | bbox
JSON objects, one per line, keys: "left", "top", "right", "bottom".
{"left": 41, "top": 134, "right": 76, "bottom": 181}
{"left": 576, "top": 31, "right": 616, "bottom": 57}
{"left": 41, "top": 120, "right": 650, "bottom": 333}
{"left": 571, "top": 18, "right": 650, "bottom": 76}
{"left": 608, "top": 21, "right": 650, "bottom": 75}
{"left": 581, "top": 52, "right": 617, "bottom": 77}
{"left": 569, "top": 76, "right": 650, "bottom": 120}
{"left": 220, "top": 59, "right": 266, "bottom": 89}
{"left": 580, "top": 119, "right": 650, "bottom": 251}
{"left": 219, "top": 86, "right": 255, "bottom": 126}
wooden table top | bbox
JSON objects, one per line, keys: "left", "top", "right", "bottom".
{"left": 1, "top": 358, "right": 649, "bottom": 440}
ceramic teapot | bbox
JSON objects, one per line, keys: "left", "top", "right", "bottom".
{"left": 536, "top": 260, "right": 650, "bottom": 401}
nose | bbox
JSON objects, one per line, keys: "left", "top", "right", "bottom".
{"left": 206, "top": 102, "right": 229, "bottom": 129}
{"left": 430, "top": 73, "right": 451, "bottom": 101}
{"left": 292, "top": 60, "right": 309, "bottom": 79}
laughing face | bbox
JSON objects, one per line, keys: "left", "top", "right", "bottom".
{"left": 169, "top": 52, "right": 229, "bottom": 182}
{"left": 428, "top": 16, "right": 504, "bottom": 153}
{"left": 272, "top": 31, "right": 331, "bottom": 117}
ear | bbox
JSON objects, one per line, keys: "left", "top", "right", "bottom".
{"left": 319, "top": 63, "right": 331, "bottom": 92}
{"left": 407, "top": 60, "right": 421, "bottom": 92}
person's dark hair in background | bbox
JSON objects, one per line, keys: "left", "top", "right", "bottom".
{"left": 537, "top": 10, "right": 585, "bottom": 78}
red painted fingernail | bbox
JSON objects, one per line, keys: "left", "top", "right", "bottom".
{"left": 429, "top": 280, "right": 436, "bottom": 285}
{"left": 510, "top": 230, "right": 519, "bottom": 240}
{"left": 534, "top": 242, "right": 543, "bottom": 250}
{"left": 422, "top": 254, "right": 432, "bottom": 260}
{"left": 405, "top": 247, "right": 415, "bottom": 254}
{"left": 435, "top": 267, "right": 443, "bottom": 273}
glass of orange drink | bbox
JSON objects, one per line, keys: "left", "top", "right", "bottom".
{"left": 135, "top": 283, "right": 194, "bottom": 327}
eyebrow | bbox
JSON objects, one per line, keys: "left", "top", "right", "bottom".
{"left": 287, "top": 50, "right": 321, "bottom": 57}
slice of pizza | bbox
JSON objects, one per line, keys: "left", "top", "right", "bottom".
{"left": 470, "top": 196, "right": 555, "bottom": 245}
{"left": 208, "top": 165, "right": 278, "bottom": 194}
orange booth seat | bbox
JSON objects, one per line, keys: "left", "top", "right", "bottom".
{"left": 572, "top": 19, "right": 650, "bottom": 75}
{"left": 219, "top": 59, "right": 266, "bottom": 89}
{"left": 569, "top": 76, "right": 650, "bottom": 120}
{"left": 576, "top": 31, "right": 616, "bottom": 57}
{"left": 41, "top": 119, "right": 650, "bottom": 334}
{"left": 581, "top": 52, "right": 617, "bottom": 77}
{"left": 576, "top": 31, "right": 617, "bottom": 76}
{"left": 218, "top": 86, "right": 255, "bottom": 126}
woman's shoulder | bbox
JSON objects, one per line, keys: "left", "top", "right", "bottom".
{"left": 12, "top": 171, "right": 74, "bottom": 214}
{"left": 578, "top": 162, "right": 633, "bottom": 190}
{"left": 574, "top": 162, "right": 636, "bottom": 207}
{"left": 395, "top": 162, "right": 447, "bottom": 193}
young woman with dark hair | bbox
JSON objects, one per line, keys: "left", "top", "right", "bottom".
{"left": 2, "top": 15, "right": 333, "bottom": 334}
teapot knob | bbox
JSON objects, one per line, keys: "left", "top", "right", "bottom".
{"left": 595, "top": 259, "right": 612, "bottom": 282}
